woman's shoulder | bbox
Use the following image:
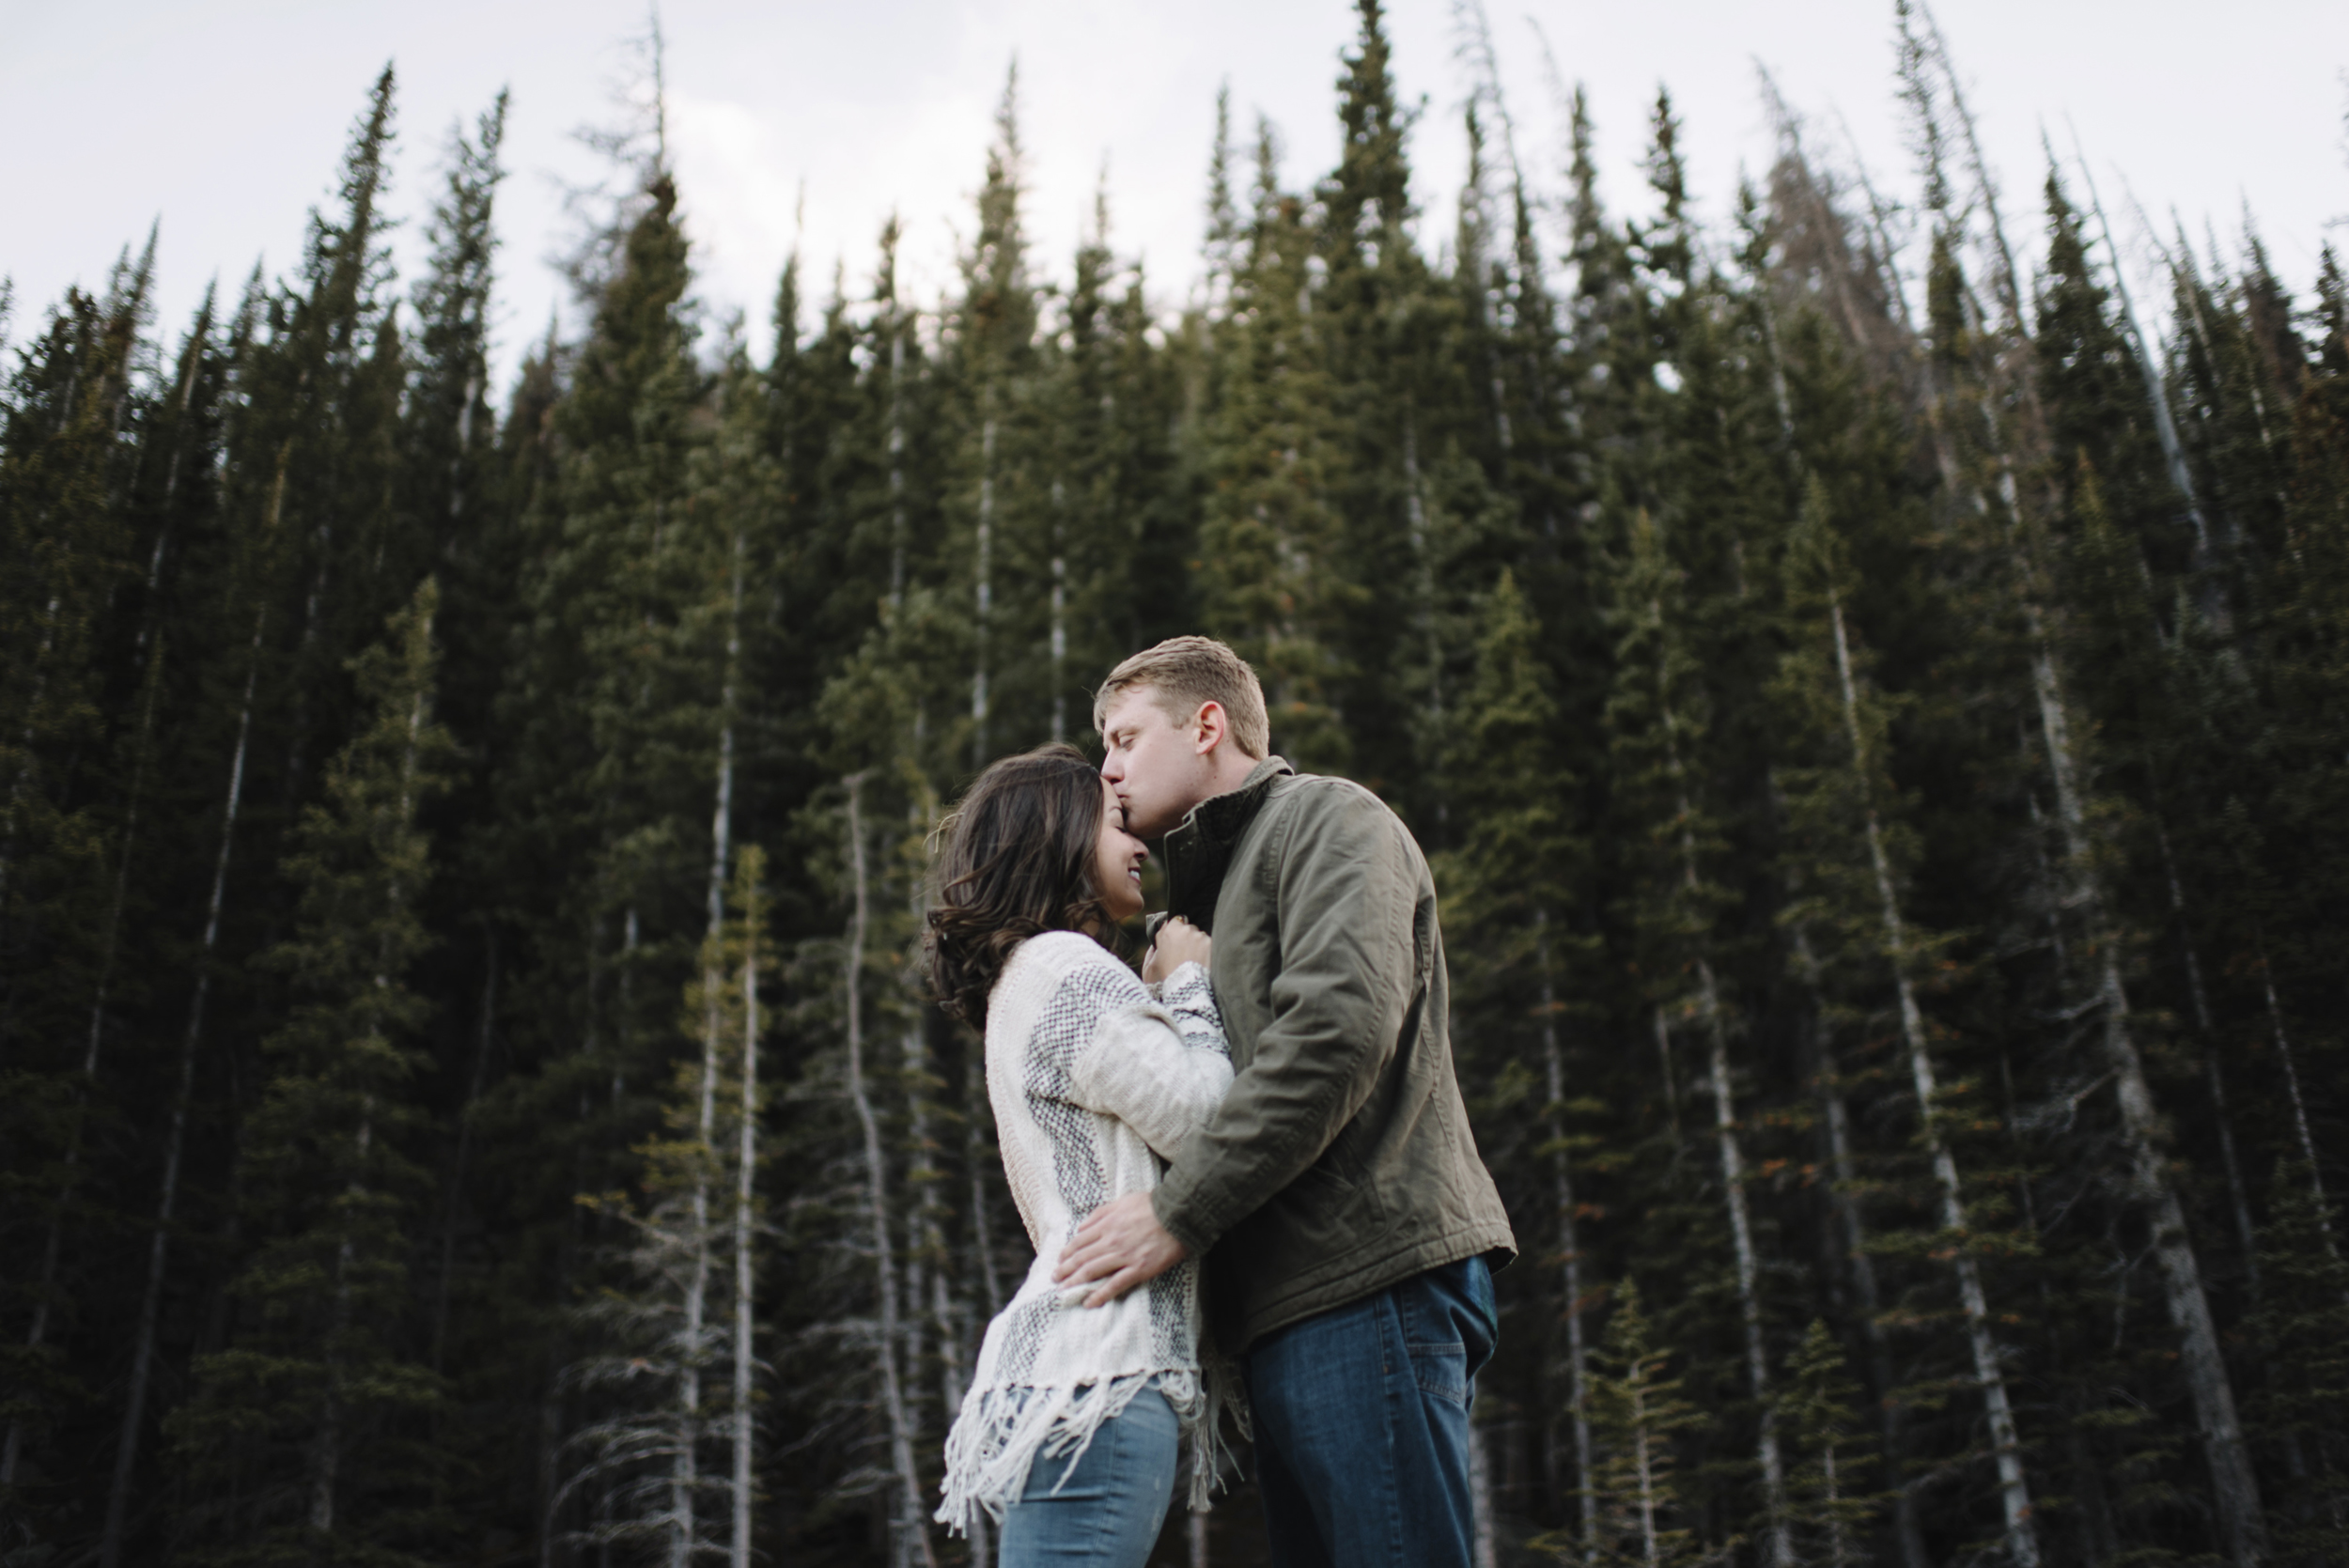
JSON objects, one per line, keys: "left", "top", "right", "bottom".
{"left": 992, "top": 930, "right": 1143, "bottom": 1015}
{"left": 1005, "top": 928, "right": 1129, "bottom": 981}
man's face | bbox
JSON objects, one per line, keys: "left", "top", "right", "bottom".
{"left": 1098, "top": 688, "right": 1214, "bottom": 839}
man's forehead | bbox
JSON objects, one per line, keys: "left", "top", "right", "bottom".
{"left": 1100, "top": 684, "right": 1193, "bottom": 733}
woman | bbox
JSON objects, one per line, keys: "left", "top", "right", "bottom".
{"left": 927, "top": 742, "right": 1239, "bottom": 1566}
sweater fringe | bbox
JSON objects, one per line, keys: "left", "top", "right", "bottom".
{"left": 936, "top": 1361, "right": 1246, "bottom": 1536}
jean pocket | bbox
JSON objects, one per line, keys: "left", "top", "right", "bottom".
{"left": 1461, "top": 1257, "right": 1499, "bottom": 1377}
{"left": 1406, "top": 1336, "right": 1470, "bottom": 1405}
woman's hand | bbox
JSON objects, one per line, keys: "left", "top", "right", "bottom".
{"left": 1143, "top": 917, "right": 1210, "bottom": 984}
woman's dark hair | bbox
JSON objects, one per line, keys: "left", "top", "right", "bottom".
{"left": 926, "top": 743, "right": 1115, "bottom": 1024}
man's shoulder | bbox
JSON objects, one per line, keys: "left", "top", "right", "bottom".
{"left": 1262, "top": 772, "right": 1424, "bottom": 865}
{"left": 1268, "top": 770, "right": 1408, "bottom": 831}
{"left": 1268, "top": 768, "right": 1387, "bottom": 812}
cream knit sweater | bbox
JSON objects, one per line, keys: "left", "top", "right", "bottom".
{"left": 936, "top": 930, "right": 1241, "bottom": 1535}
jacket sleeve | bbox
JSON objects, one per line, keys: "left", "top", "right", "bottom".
{"left": 1068, "top": 961, "right": 1234, "bottom": 1162}
{"left": 1149, "top": 784, "right": 1419, "bottom": 1256}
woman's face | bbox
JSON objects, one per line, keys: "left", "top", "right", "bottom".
{"left": 1092, "top": 775, "right": 1148, "bottom": 923}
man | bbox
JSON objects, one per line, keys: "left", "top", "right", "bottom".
{"left": 1055, "top": 635, "right": 1517, "bottom": 1568}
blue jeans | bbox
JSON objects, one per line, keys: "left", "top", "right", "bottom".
{"left": 997, "top": 1381, "right": 1180, "bottom": 1568}
{"left": 1245, "top": 1256, "right": 1499, "bottom": 1568}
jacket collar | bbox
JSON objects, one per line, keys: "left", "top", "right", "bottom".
{"left": 1161, "top": 756, "right": 1292, "bottom": 934}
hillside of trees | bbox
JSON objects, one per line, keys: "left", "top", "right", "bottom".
{"left": 6, "top": 2, "right": 2347, "bottom": 1563}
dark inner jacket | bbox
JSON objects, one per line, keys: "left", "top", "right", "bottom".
{"left": 1148, "top": 755, "right": 1517, "bottom": 1353}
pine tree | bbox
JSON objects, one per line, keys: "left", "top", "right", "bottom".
{"left": 565, "top": 844, "right": 770, "bottom": 1566}
{"left": 1439, "top": 569, "right": 1600, "bottom": 1547}
{"left": 2248, "top": 1167, "right": 2349, "bottom": 1560}
{"left": 1605, "top": 502, "right": 1789, "bottom": 1563}
{"left": 166, "top": 577, "right": 455, "bottom": 1564}
{"left": 1901, "top": 60, "right": 2267, "bottom": 1559}
{"left": 1771, "top": 479, "right": 2040, "bottom": 1564}
{"left": 404, "top": 89, "right": 511, "bottom": 775}
{"left": 494, "top": 139, "right": 713, "bottom": 1551}
{"left": 944, "top": 65, "right": 1043, "bottom": 770}
{"left": 1568, "top": 1282, "right": 1722, "bottom": 1567}
{"left": 1779, "top": 1320, "right": 1876, "bottom": 1566}
{"left": 1315, "top": 0, "right": 1453, "bottom": 810}
{"left": 1196, "top": 116, "right": 1352, "bottom": 769}
{"left": 100, "top": 253, "right": 305, "bottom": 1568}
{"left": 0, "top": 241, "right": 154, "bottom": 1468}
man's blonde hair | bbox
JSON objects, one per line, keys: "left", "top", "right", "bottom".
{"left": 1093, "top": 636, "right": 1270, "bottom": 760}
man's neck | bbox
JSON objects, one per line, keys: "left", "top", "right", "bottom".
{"left": 1153, "top": 753, "right": 1268, "bottom": 842}
{"left": 1198, "top": 750, "right": 1263, "bottom": 805}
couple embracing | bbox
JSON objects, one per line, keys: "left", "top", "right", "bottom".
{"left": 926, "top": 637, "right": 1517, "bottom": 1568}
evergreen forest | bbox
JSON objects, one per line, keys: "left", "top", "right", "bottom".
{"left": 7, "top": 3, "right": 2349, "bottom": 1563}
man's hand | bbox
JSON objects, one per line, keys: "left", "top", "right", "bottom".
{"left": 1053, "top": 1192, "right": 1188, "bottom": 1307}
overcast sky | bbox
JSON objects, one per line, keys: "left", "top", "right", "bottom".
{"left": 5, "top": 0, "right": 2344, "bottom": 395}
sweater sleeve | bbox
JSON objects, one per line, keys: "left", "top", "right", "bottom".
{"left": 1068, "top": 960, "right": 1234, "bottom": 1163}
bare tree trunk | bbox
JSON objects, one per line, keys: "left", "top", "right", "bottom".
{"left": 1652, "top": 1008, "right": 1681, "bottom": 1146}
{"left": 1632, "top": 1378, "right": 1660, "bottom": 1568}
{"left": 2258, "top": 943, "right": 2339, "bottom": 1265}
{"left": 899, "top": 798, "right": 955, "bottom": 1496}
{"left": 1825, "top": 596, "right": 2040, "bottom": 1564}
{"left": 1791, "top": 924, "right": 1930, "bottom": 1568}
{"left": 2069, "top": 148, "right": 2212, "bottom": 558}
{"left": 731, "top": 890, "right": 761, "bottom": 1568}
{"left": 905, "top": 1009, "right": 963, "bottom": 1441}
{"left": 967, "top": 1055, "right": 1005, "bottom": 1321}
{"left": 2150, "top": 820, "right": 2261, "bottom": 1281}
{"left": 2018, "top": 588, "right": 2266, "bottom": 1563}
{"left": 888, "top": 316, "right": 909, "bottom": 614}
{"left": 972, "top": 418, "right": 995, "bottom": 769}
{"left": 677, "top": 529, "right": 744, "bottom": 1567}
{"left": 844, "top": 775, "right": 940, "bottom": 1568}
{"left": 1050, "top": 478, "right": 1066, "bottom": 743}
{"left": 1402, "top": 411, "right": 1446, "bottom": 835}
{"left": 1533, "top": 910, "right": 1595, "bottom": 1560}
{"left": 1695, "top": 982, "right": 1790, "bottom": 1568}
{"left": 1655, "top": 646, "right": 1789, "bottom": 1566}
{"left": 1911, "top": 0, "right": 2025, "bottom": 329}
{"left": 101, "top": 606, "right": 265, "bottom": 1568}
{"left": 539, "top": 1341, "right": 568, "bottom": 1568}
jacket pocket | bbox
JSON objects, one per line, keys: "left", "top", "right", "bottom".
{"left": 1233, "top": 1157, "right": 1366, "bottom": 1283}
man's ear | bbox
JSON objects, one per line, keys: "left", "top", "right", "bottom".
{"left": 1192, "top": 701, "right": 1229, "bottom": 756}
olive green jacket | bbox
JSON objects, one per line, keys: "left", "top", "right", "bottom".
{"left": 1148, "top": 757, "right": 1517, "bottom": 1352}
